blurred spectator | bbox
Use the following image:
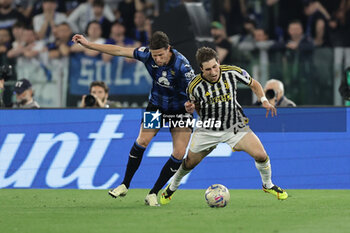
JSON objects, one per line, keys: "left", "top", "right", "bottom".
{"left": 7, "top": 26, "right": 54, "bottom": 107}
{"left": 262, "top": 79, "right": 296, "bottom": 107}
{"left": 0, "top": 0, "right": 26, "bottom": 29}
{"left": 211, "top": 21, "right": 232, "bottom": 64}
{"left": 271, "top": 20, "right": 314, "bottom": 53}
{"left": 81, "top": 81, "right": 121, "bottom": 108}
{"left": 236, "top": 27, "right": 274, "bottom": 52}
{"left": 14, "top": 0, "right": 35, "bottom": 18}
{"left": 0, "top": 28, "right": 11, "bottom": 55}
{"left": 212, "top": 0, "right": 247, "bottom": 36}
{"left": 303, "top": 0, "right": 332, "bottom": 47}
{"left": 143, "top": 0, "right": 159, "bottom": 18}
{"left": 102, "top": 21, "right": 140, "bottom": 62}
{"left": 10, "top": 20, "right": 25, "bottom": 48}
{"left": 47, "top": 22, "right": 73, "bottom": 59}
{"left": 131, "top": 11, "right": 150, "bottom": 46}
{"left": 265, "top": 0, "right": 304, "bottom": 41}
{"left": 71, "top": 20, "right": 105, "bottom": 57}
{"left": 91, "top": 0, "right": 112, "bottom": 39}
{"left": 286, "top": 20, "right": 314, "bottom": 51}
{"left": 68, "top": 0, "right": 115, "bottom": 34}
{"left": 236, "top": 18, "right": 257, "bottom": 51}
{"left": 115, "top": 0, "right": 145, "bottom": 37}
{"left": 33, "top": 0, "right": 67, "bottom": 42}
{"left": 7, "top": 26, "right": 46, "bottom": 79}
{"left": 329, "top": 0, "right": 350, "bottom": 47}
{"left": 13, "top": 78, "right": 40, "bottom": 108}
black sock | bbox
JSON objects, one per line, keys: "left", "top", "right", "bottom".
{"left": 122, "top": 141, "right": 146, "bottom": 188}
{"left": 149, "top": 155, "right": 182, "bottom": 195}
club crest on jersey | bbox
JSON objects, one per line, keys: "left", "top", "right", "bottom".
{"left": 157, "top": 71, "right": 171, "bottom": 87}
{"left": 138, "top": 46, "right": 146, "bottom": 52}
{"left": 224, "top": 81, "right": 230, "bottom": 89}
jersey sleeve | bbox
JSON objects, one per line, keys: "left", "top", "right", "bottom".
{"left": 178, "top": 62, "right": 195, "bottom": 96}
{"left": 234, "top": 68, "right": 253, "bottom": 86}
{"left": 186, "top": 74, "right": 201, "bottom": 102}
{"left": 133, "top": 46, "right": 150, "bottom": 62}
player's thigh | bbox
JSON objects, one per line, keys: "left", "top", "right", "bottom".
{"left": 136, "top": 124, "right": 160, "bottom": 147}
{"left": 233, "top": 132, "right": 267, "bottom": 161}
{"left": 170, "top": 127, "right": 192, "bottom": 159}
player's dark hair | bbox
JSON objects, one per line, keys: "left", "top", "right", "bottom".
{"left": 196, "top": 47, "right": 219, "bottom": 68}
{"left": 89, "top": 81, "right": 109, "bottom": 93}
{"left": 149, "top": 31, "right": 169, "bottom": 50}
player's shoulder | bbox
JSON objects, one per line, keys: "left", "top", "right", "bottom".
{"left": 135, "top": 46, "right": 151, "bottom": 54}
{"left": 187, "top": 73, "right": 203, "bottom": 94}
{"left": 133, "top": 46, "right": 152, "bottom": 62}
{"left": 172, "top": 48, "right": 191, "bottom": 68}
{"left": 220, "top": 64, "right": 243, "bottom": 74}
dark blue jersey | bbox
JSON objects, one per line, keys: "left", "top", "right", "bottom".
{"left": 133, "top": 47, "right": 195, "bottom": 112}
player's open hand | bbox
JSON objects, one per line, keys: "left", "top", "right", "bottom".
{"left": 72, "top": 34, "right": 89, "bottom": 47}
{"left": 185, "top": 101, "right": 195, "bottom": 114}
{"left": 262, "top": 101, "right": 277, "bottom": 118}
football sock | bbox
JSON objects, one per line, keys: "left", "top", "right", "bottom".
{"left": 169, "top": 160, "right": 191, "bottom": 192}
{"left": 122, "top": 141, "right": 146, "bottom": 188}
{"left": 255, "top": 156, "right": 274, "bottom": 189}
{"left": 149, "top": 155, "right": 182, "bottom": 195}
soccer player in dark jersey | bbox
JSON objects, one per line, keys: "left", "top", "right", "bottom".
{"left": 160, "top": 47, "right": 288, "bottom": 205}
{"left": 72, "top": 31, "right": 195, "bottom": 206}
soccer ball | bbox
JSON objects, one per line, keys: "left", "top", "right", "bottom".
{"left": 205, "top": 184, "right": 230, "bottom": 208}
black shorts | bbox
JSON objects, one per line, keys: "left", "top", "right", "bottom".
{"left": 142, "top": 102, "right": 193, "bottom": 129}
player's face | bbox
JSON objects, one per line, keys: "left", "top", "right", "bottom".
{"left": 91, "top": 86, "right": 107, "bottom": 102}
{"left": 201, "top": 58, "right": 220, "bottom": 82}
{"left": 150, "top": 47, "right": 170, "bottom": 66}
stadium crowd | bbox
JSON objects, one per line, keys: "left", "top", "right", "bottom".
{"left": 0, "top": 0, "right": 349, "bottom": 107}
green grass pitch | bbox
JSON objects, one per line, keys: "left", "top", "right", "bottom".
{"left": 0, "top": 189, "right": 349, "bottom": 233}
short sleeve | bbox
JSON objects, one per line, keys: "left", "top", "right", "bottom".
{"left": 133, "top": 46, "right": 150, "bottom": 63}
{"left": 234, "top": 68, "right": 252, "bottom": 86}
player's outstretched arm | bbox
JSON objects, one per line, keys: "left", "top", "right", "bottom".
{"left": 249, "top": 79, "right": 277, "bottom": 118}
{"left": 72, "top": 34, "right": 135, "bottom": 58}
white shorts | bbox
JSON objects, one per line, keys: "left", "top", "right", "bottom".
{"left": 189, "top": 125, "right": 252, "bottom": 153}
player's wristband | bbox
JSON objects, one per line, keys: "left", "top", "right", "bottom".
{"left": 260, "top": 96, "right": 268, "bottom": 103}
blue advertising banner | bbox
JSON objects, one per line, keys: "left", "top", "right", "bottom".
{"left": 0, "top": 108, "right": 349, "bottom": 189}
{"left": 68, "top": 53, "right": 152, "bottom": 95}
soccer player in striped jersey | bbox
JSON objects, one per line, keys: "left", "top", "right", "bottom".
{"left": 160, "top": 47, "right": 288, "bottom": 204}
{"left": 72, "top": 31, "right": 195, "bottom": 206}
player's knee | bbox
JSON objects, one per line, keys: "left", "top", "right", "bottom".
{"left": 136, "top": 137, "right": 150, "bottom": 148}
{"left": 172, "top": 149, "right": 186, "bottom": 160}
{"left": 254, "top": 151, "right": 268, "bottom": 163}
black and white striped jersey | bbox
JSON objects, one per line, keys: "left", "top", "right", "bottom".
{"left": 187, "top": 65, "right": 252, "bottom": 131}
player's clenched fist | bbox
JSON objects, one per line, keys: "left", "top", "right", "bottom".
{"left": 185, "top": 101, "right": 195, "bottom": 114}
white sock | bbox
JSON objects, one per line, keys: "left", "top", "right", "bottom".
{"left": 169, "top": 163, "right": 191, "bottom": 191}
{"left": 255, "top": 156, "right": 274, "bottom": 189}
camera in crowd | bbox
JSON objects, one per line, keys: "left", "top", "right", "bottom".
{"left": 84, "top": 94, "right": 96, "bottom": 107}
{"left": 0, "top": 65, "right": 13, "bottom": 81}
{"left": 265, "top": 89, "right": 276, "bottom": 100}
